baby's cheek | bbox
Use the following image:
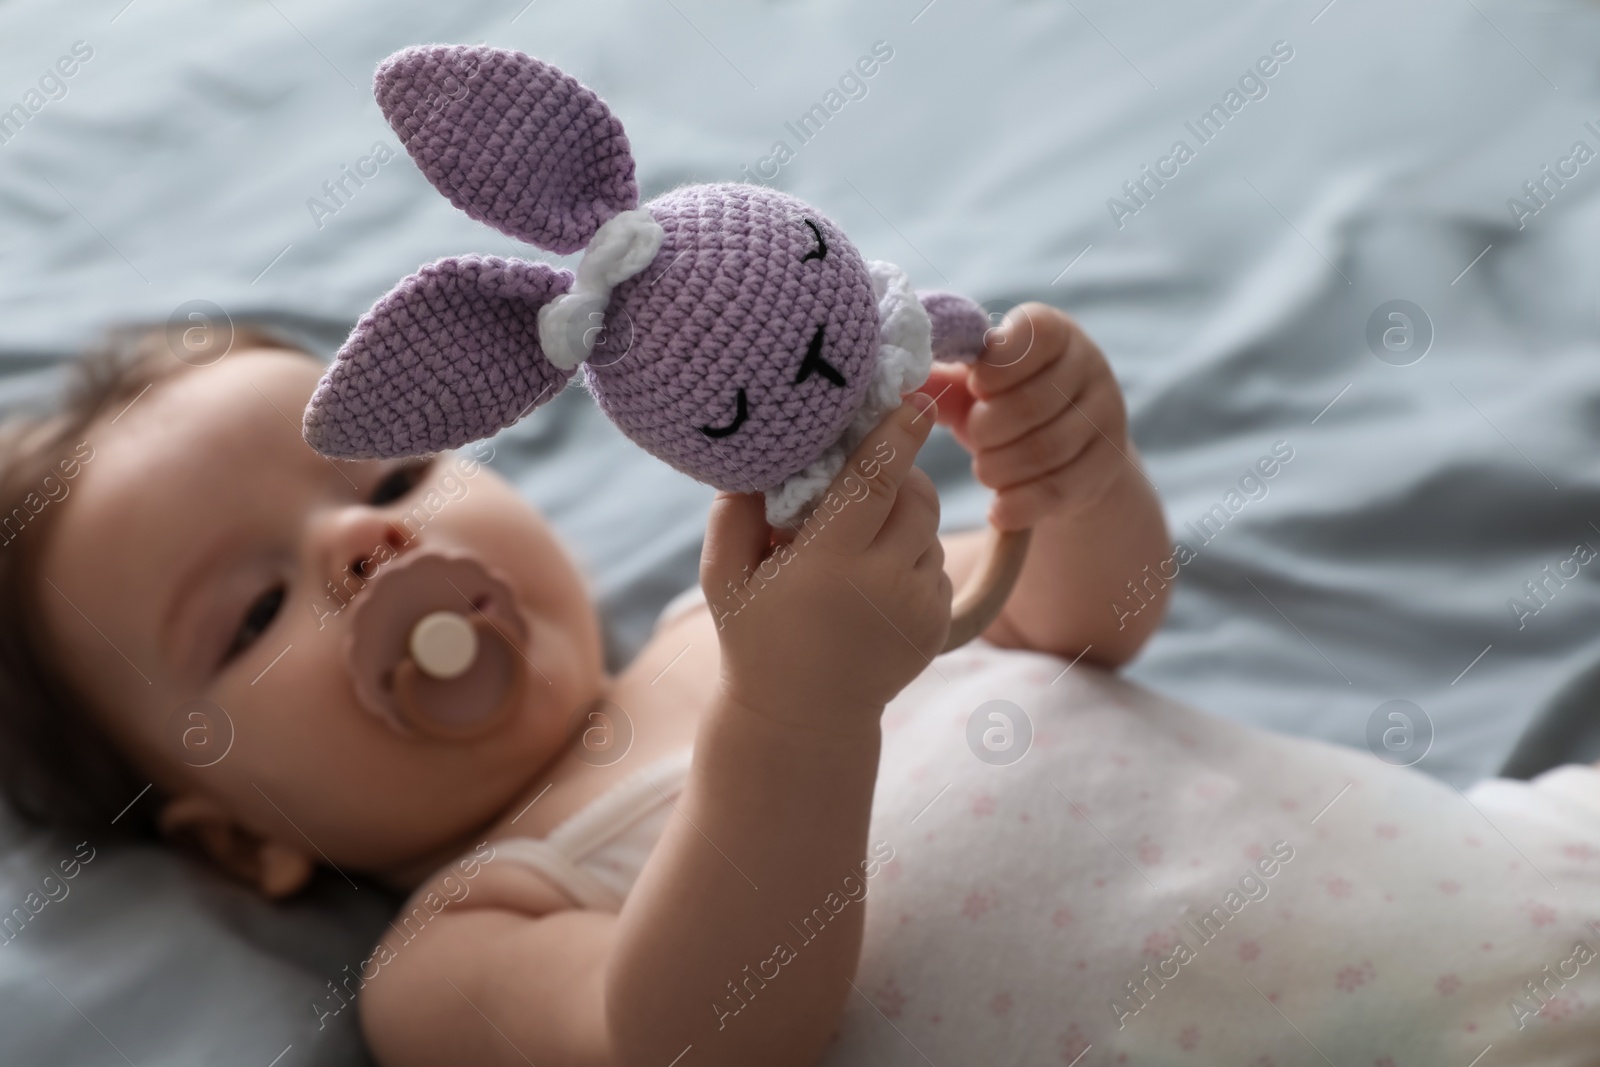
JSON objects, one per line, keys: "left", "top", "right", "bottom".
{"left": 226, "top": 633, "right": 361, "bottom": 747}
{"left": 169, "top": 648, "right": 363, "bottom": 839}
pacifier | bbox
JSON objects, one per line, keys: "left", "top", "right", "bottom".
{"left": 345, "top": 552, "right": 528, "bottom": 739}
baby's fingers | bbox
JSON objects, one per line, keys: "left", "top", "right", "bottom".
{"left": 969, "top": 303, "right": 1071, "bottom": 399}
{"left": 699, "top": 491, "right": 770, "bottom": 602}
{"left": 873, "top": 464, "right": 942, "bottom": 559}
{"left": 806, "top": 394, "right": 936, "bottom": 556}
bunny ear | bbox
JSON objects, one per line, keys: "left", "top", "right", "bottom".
{"left": 376, "top": 45, "right": 638, "bottom": 254}
{"left": 919, "top": 291, "right": 991, "bottom": 363}
{"left": 303, "top": 256, "right": 576, "bottom": 459}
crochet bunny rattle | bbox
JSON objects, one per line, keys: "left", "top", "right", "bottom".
{"left": 302, "top": 45, "right": 1030, "bottom": 732}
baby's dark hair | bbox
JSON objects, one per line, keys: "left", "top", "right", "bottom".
{"left": 0, "top": 322, "right": 307, "bottom": 845}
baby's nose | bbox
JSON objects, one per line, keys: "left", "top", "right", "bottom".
{"left": 344, "top": 553, "right": 529, "bottom": 740}
{"left": 315, "top": 507, "right": 412, "bottom": 590}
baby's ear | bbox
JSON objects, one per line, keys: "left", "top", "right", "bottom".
{"left": 376, "top": 44, "right": 639, "bottom": 254}
{"left": 303, "top": 256, "right": 577, "bottom": 459}
{"left": 158, "top": 794, "right": 315, "bottom": 900}
{"left": 919, "top": 290, "right": 991, "bottom": 363}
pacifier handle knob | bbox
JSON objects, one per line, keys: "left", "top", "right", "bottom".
{"left": 393, "top": 615, "right": 524, "bottom": 739}
{"left": 409, "top": 610, "right": 479, "bottom": 679}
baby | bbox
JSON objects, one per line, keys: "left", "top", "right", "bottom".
{"left": 2, "top": 308, "right": 1597, "bottom": 1067}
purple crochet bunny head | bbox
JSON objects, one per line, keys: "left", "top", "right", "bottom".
{"left": 578, "top": 182, "right": 881, "bottom": 499}
{"left": 303, "top": 45, "right": 989, "bottom": 525}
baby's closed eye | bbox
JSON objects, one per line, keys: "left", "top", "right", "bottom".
{"left": 222, "top": 584, "right": 285, "bottom": 664}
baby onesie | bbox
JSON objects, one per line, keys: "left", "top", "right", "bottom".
{"left": 483, "top": 585, "right": 1600, "bottom": 1065}
{"left": 814, "top": 633, "right": 1600, "bottom": 1065}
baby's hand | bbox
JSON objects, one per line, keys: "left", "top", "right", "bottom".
{"left": 701, "top": 395, "right": 951, "bottom": 735}
{"left": 920, "top": 303, "right": 1130, "bottom": 532}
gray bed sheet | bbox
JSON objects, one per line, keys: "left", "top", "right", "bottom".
{"left": 2, "top": 0, "right": 1598, "bottom": 1062}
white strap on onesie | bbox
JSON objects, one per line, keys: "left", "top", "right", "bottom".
{"left": 487, "top": 746, "right": 695, "bottom": 911}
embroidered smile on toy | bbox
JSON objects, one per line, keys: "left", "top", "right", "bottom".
{"left": 301, "top": 45, "right": 1030, "bottom": 705}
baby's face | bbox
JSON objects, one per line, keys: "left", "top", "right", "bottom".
{"left": 40, "top": 349, "right": 604, "bottom": 881}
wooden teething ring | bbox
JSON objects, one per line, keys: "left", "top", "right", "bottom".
{"left": 941, "top": 524, "right": 1032, "bottom": 653}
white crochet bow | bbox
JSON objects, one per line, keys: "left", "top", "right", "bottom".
{"left": 537, "top": 208, "right": 665, "bottom": 371}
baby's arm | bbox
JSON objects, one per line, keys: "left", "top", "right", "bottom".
{"left": 360, "top": 399, "right": 949, "bottom": 1067}
{"left": 927, "top": 303, "right": 1171, "bottom": 666}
